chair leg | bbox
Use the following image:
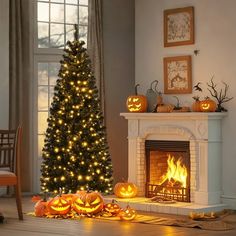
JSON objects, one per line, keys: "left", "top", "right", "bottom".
{"left": 14, "top": 184, "right": 23, "bottom": 220}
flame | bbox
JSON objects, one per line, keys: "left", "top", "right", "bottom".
{"left": 159, "top": 154, "right": 187, "bottom": 188}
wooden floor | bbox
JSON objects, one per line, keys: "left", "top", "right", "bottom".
{"left": 0, "top": 197, "right": 236, "bottom": 236}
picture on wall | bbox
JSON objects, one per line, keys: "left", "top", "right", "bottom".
{"left": 163, "top": 56, "right": 192, "bottom": 94}
{"left": 164, "top": 6, "right": 194, "bottom": 47}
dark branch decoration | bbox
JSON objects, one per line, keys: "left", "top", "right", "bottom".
{"left": 206, "top": 77, "right": 233, "bottom": 112}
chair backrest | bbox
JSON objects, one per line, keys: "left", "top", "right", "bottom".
{"left": 0, "top": 126, "right": 22, "bottom": 174}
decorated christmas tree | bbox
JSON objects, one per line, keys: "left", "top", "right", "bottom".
{"left": 41, "top": 34, "right": 113, "bottom": 194}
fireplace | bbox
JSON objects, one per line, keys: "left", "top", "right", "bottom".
{"left": 145, "top": 140, "right": 190, "bottom": 202}
{"left": 121, "top": 112, "right": 227, "bottom": 207}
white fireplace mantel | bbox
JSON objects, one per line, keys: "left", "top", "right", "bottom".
{"left": 120, "top": 112, "right": 227, "bottom": 206}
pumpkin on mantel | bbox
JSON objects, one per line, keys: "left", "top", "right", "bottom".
{"left": 191, "top": 96, "right": 201, "bottom": 112}
{"left": 200, "top": 97, "right": 217, "bottom": 112}
{"left": 126, "top": 84, "right": 147, "bottom": 112}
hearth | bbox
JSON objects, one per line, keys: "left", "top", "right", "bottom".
{"left": 145, "top": 140, "right": 190, "bottom": 202}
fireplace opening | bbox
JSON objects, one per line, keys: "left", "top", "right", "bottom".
{"left": 145, "top": 140, "right": 190, "bottom": 202}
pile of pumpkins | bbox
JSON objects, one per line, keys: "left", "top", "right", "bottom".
{"left": 33, "top": 182, "right": 138, "bottom": 221}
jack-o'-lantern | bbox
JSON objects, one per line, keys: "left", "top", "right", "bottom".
{"left": 62, "top": 193, "right": 75, "bottom": 205}
{"left": 192, "top": 96, "right": 201, "bottom": 112}
{"left": 47, "top": 195, "right": 71, "bottom": 215}
{"left": 34, "top": 200, "right": 48, "bottom": 217}
{"left": 104, "top": 199, "right": 121, "bottom": 216}
{"left": 114, "top": 181, "right": 138, "bottom": 198}
{"left": 126, "top": 84, "right": 147, "bottom": 112}
{"left": 119, "top": 205, "right": 137, "bottom": 221}
{"left": 200, "top": 97, "right": 217, "bottom": 112}
{"left": 73, "top": 190, "right": 104, "bottom": 215}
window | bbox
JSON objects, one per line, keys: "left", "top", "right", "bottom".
{"left": 34, "top": 0, "right": 88, "bottom": 192}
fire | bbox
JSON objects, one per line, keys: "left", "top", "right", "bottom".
{"left": 159, "top": 154, "right": 187, "bottom": 188}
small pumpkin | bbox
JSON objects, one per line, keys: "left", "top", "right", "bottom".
{"left": 104, "top": 199, "right": 121, "bottom": 216}
{"left": 200, "top": 97, "right": 217, "bottom": 112}
{"left": 34, "top": 199, "right": 48, "bottom": 217}
{"left": 47, "top": 194, "right": 71, "bottom": 215}
{"left": 192, "top": 96, "right": 201, "bottom": 112}
{"left": 126, "top": 84, "right": 147, "bottom": 112}
{"left": 119, "top": 205, "right": 137, "bottom": 221}
{"left": 73, "top": 190, "right": 104, "bottom": 215}
{"left": 114, "top": 181, "right": 138, "bottom": 198}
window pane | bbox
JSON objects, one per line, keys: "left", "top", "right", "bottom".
{"left": 79, "top": 25, "right": 87, "bottom": 44}
{"left": 38, "top": 86, "right": 49, "bottom": 110}
{"left": 66, "top": 24, "right": 75, "bottom": 42}
{"left": 66, "top": 0, "right": 78, "bottom": 4}
{"left": 79, "top": 0, "right": 88, "bottom": 5}
{"left": 66, "top": 5, "right": 78, "bottom": 24}
{"left": 51, "top": 0, "right": 64, "bottom": 3}
{"left": 50, "top": 23, "right": 64, "bottom": 48}
{"left": 38, "top": 112, "right": 48, "bottom": 134}
{"left": 79, "top": 6, "right": 88, "bottom": 24}
{"left": 38, "top": 63, "right": 48, "bottom": 85}
{"left": 38, "top": 2, "right": 49, "bottom": 22}
{"left": 38, "top": 135, "right": 45, "bottom": 156}
{"left": 49, "top": 63, "right": 60, "bottom": 86}
{"left": 38, "top": 23, "right": 49, "bottom": 48}
{"left": 51, "top": 3, "right": 64, "bottom": 23}
{"left": 49, "top": 86, "right": 55, "bottom": 104}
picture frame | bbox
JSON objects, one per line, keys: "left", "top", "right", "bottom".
{"left": 164, "top": 6, "right": 194, "bottom": 47}
{"left": 163, "top": 56, "right": 192, "bottom": 94}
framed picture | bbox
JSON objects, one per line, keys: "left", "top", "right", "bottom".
{"left": 163, "top": 56, "right": 192, "bottom": 94}
{"left": 164, "top": 6, "right": 194, "bottom": 47}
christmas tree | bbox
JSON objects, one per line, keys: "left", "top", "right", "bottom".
{"left": 40, "top": 37, "right": 113, "bottom": 194}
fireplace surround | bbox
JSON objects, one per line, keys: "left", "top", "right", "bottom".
{"left": 121, "top": 112, "right": 227, "bottom": 206}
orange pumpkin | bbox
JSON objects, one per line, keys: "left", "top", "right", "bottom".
{"left": 34, "top": 200, "right": 48, "bottom": 217}
{"left": 104, "top": 200, "right": 121, "bottom": 216}
{"left": 192, "top": 96, "right": 201, "bottom": 112}
{"left": 126, "top": 84, "right": 147, "bottom": 112}
{"left": 47, "top": 195, "right": 71, "bottom": 215}
{"left": 200, "top": 97, "right": 217, "bottom": 112}
{"left": 73, "top": 190, "right": 104, "bottom": 215}
{"left": 119, "top": 205, "right": 137, "bottom": 221}
{"left": 62, "top": 193, "right": 75, "bottom": 205}
{"left": 114, "top": 181, "right": 138, "bottom": 198}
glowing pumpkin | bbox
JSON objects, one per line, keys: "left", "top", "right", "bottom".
{"left": 34, "top": 200, "right": 48, "bottom": 217}
{"left": 126, "top": 84, "right": 147, "bottom": 112}
{"left": 114, "top": 181, "right": 138, "bottom": 198}
{"left": 104, "top": 200, "right": 121, "bottom": 216}
{"left": 200, "top": 97, "right": 217, "bottom": 112}
{"left": 119, "top": 205, "right": 137, "bottom": 221}
{"left": 47, "top": 195, "right": 71, "bottom": 215}
{"left": 73, "top": 191, "right": 104, "bottom": 215}
{"left": 62, "top": 193, "right": 75, "bottom": 205}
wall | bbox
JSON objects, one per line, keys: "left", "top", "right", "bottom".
{"left": 0, "top": 0, "right": 9, "bottom": 129}
{"left": 135, "top": 0, "right": 236, "bottom": 208}
{"left": 103, "top": 0, "right": 135, "bottom": 183}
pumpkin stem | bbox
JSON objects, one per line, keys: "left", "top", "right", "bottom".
{"left": 59, "top": 187, "right": 62, "bottom": 197}
{"left": 134, "top": 84, "right": 140, "bottom": 95}
{"left": 43, "top": 192, "right": 47, "bottom": 202}
{"left": 150, "top": 80, "right": 159, "bottom": 91}
{"left": 111, "top": 199, "right": 118, "bottom": 204}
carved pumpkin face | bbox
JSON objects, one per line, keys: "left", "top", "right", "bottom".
{"left": 126, "top": 95, "right": 147, "bottom": 112}
{"left": 62, "top": 194, "right": 74, "bottom": 205}
{"left": 34, "top": 200, "right": 48, "bottom": 217}
{"left": 200, "top": 98, "right": 217, "bottom": 112}
{"left": 114, "top": 182, "right": 138, "bottom": 198}
{"left": 104, "top": 200, "right": 121, "bottom": 216}
{"left": 73, "top": 191, "right": 104, "bottom": 215}
{"left": 47, "top": 195, "right": 71, "bottom": 215}
{"left": 119, "top": 205, "right": 137, "bottom": 221}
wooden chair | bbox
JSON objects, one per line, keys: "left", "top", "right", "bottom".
{"left": 0, "top": 126, "right": 23, "bottom": 220}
